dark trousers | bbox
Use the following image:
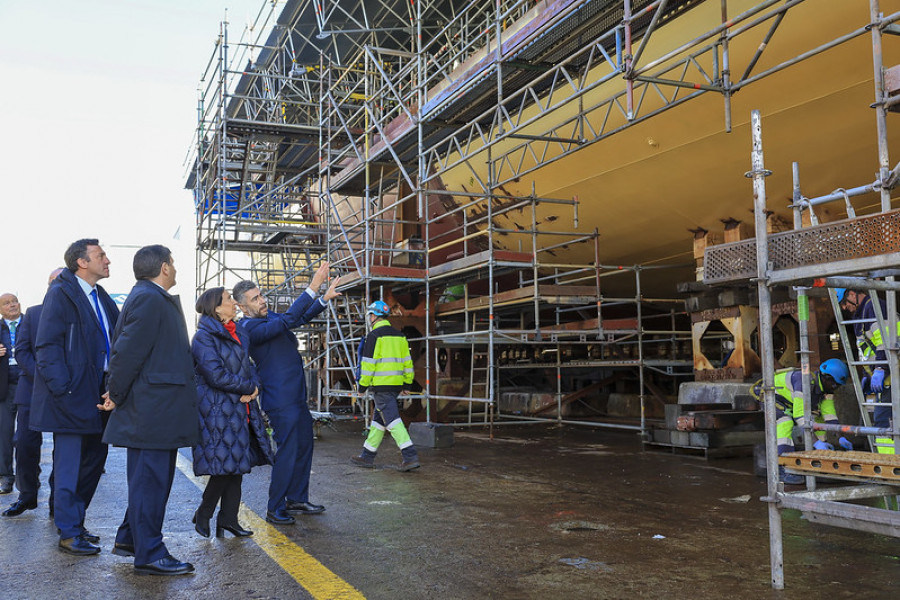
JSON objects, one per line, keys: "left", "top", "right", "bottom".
{"left": 115, "top": 448, "right": 176, "bottom": 565}
{"left": 266, "top": 405, "right": 313, "bottom": 513}
{"left": 0, "top": 380, "right": 18, "bottom": 483}
{"left": 14, "top": 403, "right": 43, "bottom": 503}
{"left": 52, "top": 432, "right": 108, "bottom": 539}
{"left": 198, "top": 474, "right": 243, "bottom": 526}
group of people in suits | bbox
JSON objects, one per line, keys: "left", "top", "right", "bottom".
{"left": 0, "top": 239, "right": 341, "bottom": 576}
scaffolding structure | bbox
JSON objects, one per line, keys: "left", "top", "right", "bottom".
{"left": 189, "top": 5, "right": 329, "bottom": 302}
{"left": 189, "top": 0, "right": 899, "bottom": 432}
{"left": 310, "top": 0, "right": 875, "bottom": 433}
{"left": 701, "top": 1, "right": 900, "bottom": 588}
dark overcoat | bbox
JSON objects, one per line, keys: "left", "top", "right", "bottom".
{"left": 14, "top": 304, "right": 41, "bottom": 406}
{"left": 103, "top": 280, "right": 199, "bottom": 449}
{"left": 31, "top": 269, "right": 119, "bottom": 434}
{"left": 191, "top": 314, "right": 273, "bottom": 476}
{"left": 0, "top": 320, "right": 9, "bottom": 402}
{"left": 238, "top": 291, "right": 325, "bottom": 412}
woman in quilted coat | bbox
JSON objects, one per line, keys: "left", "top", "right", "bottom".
{"left": 191, "top": 287, "right": 273, "bottom": 538}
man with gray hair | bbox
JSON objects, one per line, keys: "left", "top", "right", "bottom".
{"left": 0, "top": 291, "right": 23, "bottom": 495}
{"left": 2, "top": 268, "right": 64, "bottom": 517}
{"left": 234, "top": 262, "right": 340, "bottom": 525}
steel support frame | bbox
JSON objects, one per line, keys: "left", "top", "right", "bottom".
{"left": 750, "top": 2, "right": 900, "bottom": 589}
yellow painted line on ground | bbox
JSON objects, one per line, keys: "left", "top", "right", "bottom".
{"left": 175, "top": 452, "right": 365, "bottom": 599}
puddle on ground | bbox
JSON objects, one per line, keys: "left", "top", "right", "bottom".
{"left": 550, "top": 520, "right": 609, "bottom": 533}
{"left": 558, "top": 557, "right": 613, "bottom": 572}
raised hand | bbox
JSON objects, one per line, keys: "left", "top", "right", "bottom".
{"left": 323, "top": 276, "right": 342, "bottom": 302}
{"left": 310, "top": 261, "right": 330, "bottom": 291}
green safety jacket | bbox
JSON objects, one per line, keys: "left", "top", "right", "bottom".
{"left": 358, "top": 319, "right": 415, "bottom": 392}
{"left": 773, "top": 368, "right": 837, "bottom": 426}
{"left": 853, "top": 295, "right": 899, "bottom": 373}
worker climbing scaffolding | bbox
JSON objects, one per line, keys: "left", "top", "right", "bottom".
{"left": 836, "top": 288, "right": 900, "bottom": 454}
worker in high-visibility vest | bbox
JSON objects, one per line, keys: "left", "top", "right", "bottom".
{"left": 837, "top": 288, "right": 898, "bottom": 454}
{"left": 773, "top": 359, "right": 851, "bottom": 484}
{"left": 351, "top": 301, "right": 420, "bottom": 472}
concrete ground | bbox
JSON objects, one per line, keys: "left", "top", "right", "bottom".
{"left": 0, "top": 421, "right": 897, "bottom": 599}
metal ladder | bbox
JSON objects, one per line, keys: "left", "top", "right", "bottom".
{"left": 827, "top": 286, "right": 899, "bottom": 453}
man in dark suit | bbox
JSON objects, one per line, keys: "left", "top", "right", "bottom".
{"left": 2, "top": 268, "right": 63, "bottom": 517}
{"left": 101, "top": 245, "right": 199, "bottom": 576}
{"left": 234, "top": 262, "right": 340, "bottom": 524}
{"left": 32, "top": 239, "right": 119, "bottom": 556}
{"left": 0, "top": 292, "right": 22, "bottom": 495}
{"left": 0, "top": 332, "right": 7, "bottom": 484}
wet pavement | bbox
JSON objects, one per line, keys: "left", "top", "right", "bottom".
{"left": 0, "top": 421, "right": 898, "bottom": 599}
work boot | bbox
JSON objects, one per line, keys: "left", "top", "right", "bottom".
{"left": 398, "top": 459, "right": 420, "bottom": 472}
{"left": 779, "top": 466, "right": 804, "bottom": 485}
{"left": 350, "top": 455, "right": 375, "bottom": 469}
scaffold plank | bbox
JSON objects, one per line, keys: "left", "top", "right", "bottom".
{"left": 337, "top": 265, "right": 427, "bottom": 290}
{"left": 428, "top": 249, "right": 533, "bottom": 280}
{"left": 779, "top": 450, "right": 900, "bottom": 482}
{"left": 436, "top": 284, "right": 598, "bottom": 315}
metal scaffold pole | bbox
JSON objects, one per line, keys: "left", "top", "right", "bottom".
{"left": 748, "top": 110, "right": 784, "bottom": 591}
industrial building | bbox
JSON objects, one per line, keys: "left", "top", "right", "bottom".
{"left": 186, "top": 0, "right": 900, "bottom": 590}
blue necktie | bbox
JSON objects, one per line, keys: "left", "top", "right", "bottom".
{"left": 90, "top": 289, "right": 110, "bottom": 360}
{"left": 8, "top": 321, "right": 16, "bottom": 362}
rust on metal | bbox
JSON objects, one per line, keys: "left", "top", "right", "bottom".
{"left": 779, "top": 450, "right": 900, "bottom": 482}
{"left": 694, "top": 366, "right": 747, "bottom": 381}
{"left": 704, "top": 209, "right": 900, "bottom": 284}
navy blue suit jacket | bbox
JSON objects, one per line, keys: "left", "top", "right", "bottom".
{"left": 239, "top": 291, "right": 326, "bottom": 413}
{"left": 31, "top": 269, "right": 119, "bottom": 434}
{"left": 104, "top": 280, "right": 199, "bottom": 450}
{"left": 13, "top": 304, "right": 41, "bottom": 406}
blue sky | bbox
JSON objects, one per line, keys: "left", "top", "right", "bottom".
{"left": 0, "top": 0, "right": 264, "bottom": 307}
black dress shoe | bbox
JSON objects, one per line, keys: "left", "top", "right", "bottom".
{"left": 192, "top": 510, "right": 210, "bottom": 538}
{"left": 80, "top": 530, "right": 100, "bottom": 544}
{"left": 216, "top": 522, "right": 253, "bottom": 537}
{"left": 0, "top": 481, "right": 12, "bottom": 495}
{"left": 2, "top": 499, "right": 37, "bottom": 517}
{"left": 285, "top": 500, "right": 325, "bottom": 514}
{"left": 59, "top": 536, "right": 101, "bottom": 556}
{"left": 134, "top": 555, "right": 195, "bottom": 576}
{"left": 111, "top": 542, "right": 135, "bottom": 557}
{"left": 265, "top": 510, "right": 295, "bottom": 525}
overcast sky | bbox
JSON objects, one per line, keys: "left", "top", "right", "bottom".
{"left": 0, "top": 0, "right": 266, "bottom": 308}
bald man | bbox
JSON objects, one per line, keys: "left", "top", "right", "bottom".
{"left": 0, "top": 292, "right": 23, "bottom": 495}
{"left": 3, "top": 269, "right": 63, "bottom": 516}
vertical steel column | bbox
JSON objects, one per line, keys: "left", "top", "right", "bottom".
{"left": 417, "top": 0, "right": 433, "bottom": 423}
{"left": 749, "top": 110, "right": 784, "bottom": 591}
{"left": 791, "top": 163, "right": 815, "bottom": 489}
{"left": 322, "top": 49, "right": 333, "bottom": 413}
{"left": 720, "top": 0, "right": 733, "bottom": 133}
{"left": 636, "top": 266, "right": 646, "bottom": 442}
{"left": 624, "top": 0, "right": 634, "bottom": 120}
{"left": 870, "top": 0, "right": 900, "bottom": 453}
{"left": 215, "top": 19, "right": 229, "bottom": 289}
{"left": 594, "top": 228, "right": 602, "bottom": 343}
{"left": 795, "top": 284, "right": 816, "bottom": 491}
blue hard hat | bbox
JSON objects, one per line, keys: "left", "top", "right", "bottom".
{"left": 834, "top": 288, "right": 849, "bottom": 303}
{"left": 819, "top": 358, "right": 849, "bottom": 385}
{"left": 366, "top": 300, "right": 390, "bottom": 317}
